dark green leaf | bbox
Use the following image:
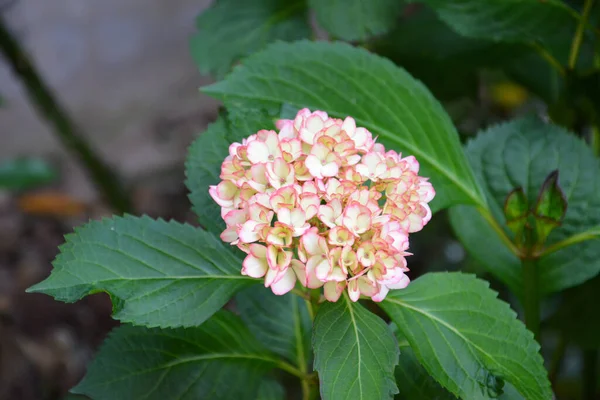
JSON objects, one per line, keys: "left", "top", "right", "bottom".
{"left": 27, "top": 216, "right": 255, "bottom": 328}
{"left": 381, "top": 272, "right": 551, "bottom": 400}
{"left": 0, "top": 157, "right": 58, "bottom": 191}
{"left": 373, "top": 7, "right": 527, "bottom": 101}
{"left": 190, "top": 0, "right": 310, "bottom": 79}
{"left": 416, "top": 0, "right": 578, "bottom": 42}
{"left": 204, "top": 40, "right": 486, "bottom": 212}
{"left": 449, "top": 117, "right": 600, "bottom": 295}
{"left": 236, "top": 286, "right": 312, "bottom": 367}
{"left": 73, "top": 312, "right": 276, "bottom": 400}
{"left": 313, "top": 295, "right": 399, "bottom": 400}
{"left": 310, "top": 0, "right": 403, "bottom": 41}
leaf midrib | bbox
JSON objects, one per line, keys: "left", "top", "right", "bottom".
{"left": 205, "top": 88, "right": 485, "bottom": 208}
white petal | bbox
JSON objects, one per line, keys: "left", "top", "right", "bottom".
{"left": 270, "top": 268, "right": 296, "bottom": 295}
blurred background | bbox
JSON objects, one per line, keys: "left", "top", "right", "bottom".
{"left": 0, "top": 0, "right": 597, "bottom": 399}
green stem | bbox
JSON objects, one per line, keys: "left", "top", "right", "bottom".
{"left": 582, "top": 349, "right": 598, "bottom": 400}
{"left": 536, "top": 227, "right": 600, "bottom": 257}
{"left": 568, "top": 0, "right": 595, "bottom": 69}
{"left": 0, "top": 18, "right": 132, "bottom": 213}
{"left": 522, "top": 257, "right": 541, "bottom": 341}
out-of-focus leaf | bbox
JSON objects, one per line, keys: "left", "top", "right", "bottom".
{"left": 18, "top": 191, "right": 86, "bottom": 217}
{"left": 415, "top": 0, "right": 578, "bottom": 43}
{"left": 190, "top": 0, "right": 311, "bottom": 79}
{"left": 310, "top": 0, "right": 403, "bottom": 41}
{"left": 0, "top": 158, "right": 57, "bottom": 191}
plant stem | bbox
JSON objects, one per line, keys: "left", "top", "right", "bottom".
{"left": 582, "top": 349, "right": 598, "bottom": 400}
{"left": 536, "top": 227, "right": 600, "bottom": 257}
{"left": 549, "top": 335, "right": 568, "bottom": 384}
{"left": 522, "top": 257, "right": 541, "bottom": 341}
{"left": 568, "top": 0, "right": 595, "bottom": 69}
{"left": 0, "top": 18, "right": 132, "bottom": 213}
{"left": 592, "top": 125, "right": 600, "bottom": 156}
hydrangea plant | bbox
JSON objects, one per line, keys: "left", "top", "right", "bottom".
{"left": 29, "top": 1, "right": 600, "bottom": 399}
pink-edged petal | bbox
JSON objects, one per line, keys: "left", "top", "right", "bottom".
{"left": 371, "top": 285, "right": 390, "bottom": 302}
{"left": 270, "top": 268, "right": 296, "bottom": 295}
{"left": 324, "top": 281, "right": 345, "bottom": 302}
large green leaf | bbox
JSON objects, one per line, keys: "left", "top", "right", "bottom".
{"left": 204, "top": 40, "right": 486, "bottom": 212}
{"left": 73, "top": 312, "right": 276, "bottom": 400}
{"left": 190, "top": 0, "right": 311, "bottom": 79}
{"left": 450, "top": 117, "right": 600, "bottom": 295}
{"left": 416, "top": 0, "right": 578, "bottom": 43}
{"left": 381, "top": 272, "right": 551, "bottom": 400}
{"left": 313, "top": 295, "right": 399, "bottom": 400}
{"left": 27, "top": 216, "right": 255, "bottom": 328}
{"left": 310, "top": 0, "right": 403, "bottom": 42}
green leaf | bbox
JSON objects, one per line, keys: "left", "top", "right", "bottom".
{"left": 534, "top": 171, "right": 567, "bottom": 222}
{"left": 0, "top": 157, "right": 58, "bottom": 191}
{"left": 27, "top": 215, "right": 255, "bottom": 328}
{"left": 257, "top": 378, "right": 286, "bottom": 400}
{"left": 395, "top": 343, "right": 455, "bottom": 400}
{"left": 310, "top": 0, "right": 403, "bottom": 42}
{"left": 190, "top": 0, "right": 311, "bottom": 79}
{"left": 416, "top": 0, "right": 578, "bottom": 43}
{"left": 450, "top": 117, "right": 600, "bottom": 294}
{"left": 236, "top": 286, "right": 312, "bottom": 367}
{"left": 73, "top": 311, "right": 276, "bottom": 400}
{"left": 313, "top": 295, "right": 399, "bottom": 400}
{"left": 381, "top": 272, "right": 551, "bottom": 400}
{"left": 204, "top": 40, "right": 486, "bottom": 212}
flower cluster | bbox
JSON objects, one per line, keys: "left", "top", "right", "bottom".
{"left": 209, "top": 109, "right": 435, "bottom": 302}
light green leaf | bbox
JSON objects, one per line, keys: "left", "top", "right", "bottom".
{"left": 27, "top": 216, "right": 255, "bottom": 328}
{"left": 416, "top": 0, "right": 578, "bottom": 43}
{"left": 204, "top": 40, "right": 485, "bottom": 212}
{"left": 73, "top": 312, "right": 276, "bottom": 400}
{"left": 395, "top": 343, "right": 455, "bottom": 400}
{"left": 237, "top": 286, "right": 312, "bottom": 368}
{"left": 0, "top": 157, "right": 58, "bottom": 191}
{"left": 450, "top": 117, "right": 600, "bottom": 295}
{"left": 257, "top": 378, "right": 286, "bottom": 400}
{"left": 313, "top": 295, "right": 399, "bottom": 400}
{"left": 190, "top": 0, "right": 311, "bottom": 79}
{"left": 310, "top": 0, "right": 403, "bottom": 41}
{"left": 381, "top": 272, "right": 551, "bottom": 400}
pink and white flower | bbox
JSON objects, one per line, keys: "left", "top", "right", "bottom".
{"left": 209, "top": 109, "right": 435, "bottom": 299}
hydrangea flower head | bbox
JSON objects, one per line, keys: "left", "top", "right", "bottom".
{"left": 209, "top": 109, "right": 435, "bottom": 302}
